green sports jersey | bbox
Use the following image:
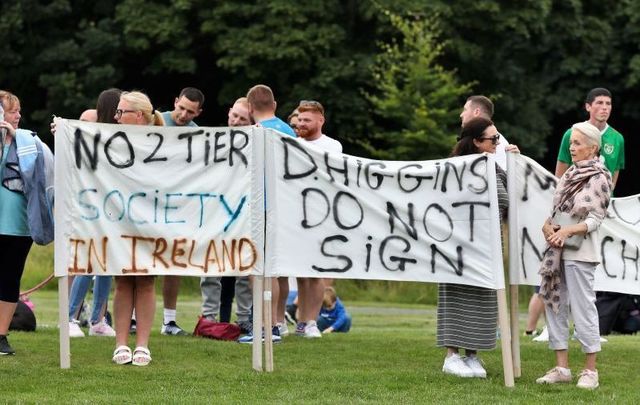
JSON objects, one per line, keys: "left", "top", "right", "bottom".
{"left": 557, "top": 124, "right": 625, "bottom": 173}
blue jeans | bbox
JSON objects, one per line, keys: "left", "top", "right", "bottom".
{"left": 69, "top": 275, "right": 112, "bottom": 324}
{"left": 317, "top": 315, "right": 352, "bottom": 333}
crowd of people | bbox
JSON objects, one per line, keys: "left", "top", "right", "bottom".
{"left": 0, "top": 84, "right": 625, "bottom": 390}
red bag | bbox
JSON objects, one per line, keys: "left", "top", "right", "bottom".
{"left": 193, "top": 316, "right": 241, "bottom": 341}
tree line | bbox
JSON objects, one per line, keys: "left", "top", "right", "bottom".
{"left": 1, "top": 0, "right": 637, "bottom": 195}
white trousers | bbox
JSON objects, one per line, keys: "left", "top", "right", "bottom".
{"left": 545, "top": 260, "right": 601, "bottom": 353}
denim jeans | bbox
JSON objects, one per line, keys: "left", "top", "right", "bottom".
{"left": 69, "top": 275, "right": 112, "bottom": 324}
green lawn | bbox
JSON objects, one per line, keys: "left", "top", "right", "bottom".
{"left": 2, "top": 291, "right": 638, "bottom": 403}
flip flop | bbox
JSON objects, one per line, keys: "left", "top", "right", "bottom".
{"left": 132, "top": 346, "right": 152, "bottom": 366}
{"left": 112, "top": 345, "right": 132, "bottom": 365}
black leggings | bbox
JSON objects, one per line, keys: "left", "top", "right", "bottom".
{"left": 0, "top": 235, "right": 33, "bottom": 303}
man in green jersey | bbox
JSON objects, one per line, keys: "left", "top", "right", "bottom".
{"left": 555, "top": 88, "right": 625, "bottom": 192}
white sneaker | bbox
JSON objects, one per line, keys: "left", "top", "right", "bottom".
{"left": 303, "top": 320, "right": 322, "bottom": 338}
{"left": 463, "top": 355, "right": 487, "bottom": 378}
{"left": 277, "top": 322, "right": 289, "bottom": 337}
{"left": 89, "top": 319, "right": 116, "bottom": 337}
{"left": 536, "top": 367, "right": 572, "bottom": 384}
{"left": 69, "top": 320, "right": 85, "bottom": 338}
{"left": 532, "top": 326, "right": 549, "bottom": 342}
{"left": 442, "top": 353, "right": 474, "bottom": 378}
{"left": 576, "top": 369, "right": 599, "bottom": 390}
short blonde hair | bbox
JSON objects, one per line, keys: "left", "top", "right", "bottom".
{"left": 0, "top": 90, "right": 20, "bottom": 111}
{"left": 120, "top": 91, "right": 164, "bottom": 126}
{"left": 322, "top": 286, "right": 337, "bottom": 308}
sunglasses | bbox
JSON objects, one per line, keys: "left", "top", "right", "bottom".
{"left": 115, "top": 109, "right": 137, "bottom": 118}
{"left": 479, "top": 134, "right": 500, "bottom": 145}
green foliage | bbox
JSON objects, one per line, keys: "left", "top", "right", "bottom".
{"left": 1, "top": 0, "right": 639, "bottom": 195}
{"left": 366, "top": 11, "right": 472, "bottom": 160}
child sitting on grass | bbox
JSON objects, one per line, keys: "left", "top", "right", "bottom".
{"left": 317, "top": 287, "right": 351, "bottom": 334}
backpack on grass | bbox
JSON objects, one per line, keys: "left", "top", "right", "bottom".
{"left": 193, "top": 316, "right": 241, "bottom": 341}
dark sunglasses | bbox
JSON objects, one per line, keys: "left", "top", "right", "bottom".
{"left": 479, "top": 134, "right": 500, "bottom": 145}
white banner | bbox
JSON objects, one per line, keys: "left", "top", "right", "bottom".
{"left": 507, "top": 153, "right": 640, "bottom": 295}
{"left": 54, "top": 120, "right": 264, "bottom": 277}
{"left": 264, "top": 131, "right": 505, "bottom": 289}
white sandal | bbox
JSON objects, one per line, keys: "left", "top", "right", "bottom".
{"left": 132, "top": 346, "right": 152, "bottom": 366}
{"left": 112, "top": 345, "right": 132, "bottom": 365}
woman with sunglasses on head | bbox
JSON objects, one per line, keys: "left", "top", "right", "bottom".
{"left": 111, "top": 91, "right": 164, "bottom": 366}
{"left": 437, "top": 117, "right": 519, "bottom": 378}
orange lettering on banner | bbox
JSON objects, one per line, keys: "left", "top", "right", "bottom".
{"left": 171, "top": 238, "right": 188, "bottom": 268}
{"left": 187, "top": 239, "right": 204, "bottom": 270}
{"left": 121, "top": 235, "right": 155, "bottom": 274}
{"left": 221, "top": 239, "right": 237, "bottom": 273}
{"left": 87, "top": 237, "right": 108, "bottom": 273}
{"left": 68, "top": 237, "right": 109, "bottom": 274}
{"left": 152, "top": 238, "right": 170, "bottom": 268}
{"left": 105, "top": 235, "right": 258, "bottom": 274}
{"left": 68, "top": 238, "right": 87, "bottom": 273}
{"left": 203, "top": 240, "right": 221, "bottom": 273}
{"left": 238, "top": 237, "right": 258, "bottom": 271}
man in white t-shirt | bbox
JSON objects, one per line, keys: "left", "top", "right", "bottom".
{"left": 459, "top": 95, "right": 508, "bottom": 170}
{"left": 293, "top": 100, "right": 342, "bottom": 338}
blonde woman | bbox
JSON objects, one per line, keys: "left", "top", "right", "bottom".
{"left": 111, "top": 91, "right": 164, "bottom": 366}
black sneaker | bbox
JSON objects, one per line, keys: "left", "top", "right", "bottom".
{"left": 129, "top": 319, "right": 137, "bottom": 335}
{"left": 236, "top": 320, "right": 253, "bottom": 335}
{"left": 0, "top": 335, "right": 15, "bottom": 355}
{"left": 161, "top": 321, "right": 189, "bottom": 336}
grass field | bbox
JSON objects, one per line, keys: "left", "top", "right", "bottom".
{"left": 2, "top": 290, "right": 639, "bottom": 404}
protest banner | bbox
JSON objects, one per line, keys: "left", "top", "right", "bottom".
{"left": 53, "top": 120, "right": 265, "bottom": 369}
{"left": 54, "top": 120, "right": 264, "bottom": 278}
{"left": 264, "top": 131, "right": 505, "bottom": 289}
{"left": 507, "top": 153, "right": 640, "bottom": 295}
{"left": 264, "top": 131, "right": 513, "bottom": 385}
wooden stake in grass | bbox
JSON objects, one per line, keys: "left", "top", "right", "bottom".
{"left": 252, "top": 275, "right": 264, "bottom": 372}
{"left": 58, "top": 275, "right": 70, "bottom": 369}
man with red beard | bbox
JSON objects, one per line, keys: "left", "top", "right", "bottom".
{"left": 294, "top": 100, "right": 342, "bottom": 338}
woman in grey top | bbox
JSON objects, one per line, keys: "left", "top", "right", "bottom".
{"left": 536, "top": 121, "right": 611, "bottom": 390}
{"left": 437, "top": 117, "right": 518, "bottom": 378}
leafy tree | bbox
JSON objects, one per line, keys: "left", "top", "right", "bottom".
{"left": 365, "top": 11, "right": 472, "bottom": 160}
{"left": 0, "top": 0, "right": 122, "bottom": 140}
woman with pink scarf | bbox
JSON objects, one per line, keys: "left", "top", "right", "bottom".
{"left": 536, "top": 121, "right": 611, "bottom": 390}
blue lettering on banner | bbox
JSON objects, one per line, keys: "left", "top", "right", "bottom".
{"left": 76, "top": 188, "right": 246, "bottom": 231}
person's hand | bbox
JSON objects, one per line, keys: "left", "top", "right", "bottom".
{"left": 323, "top": 327, "right": 334, "bottom": 334}
{"left": 542, "top": 218, "right": 558, "bottom": 240}
{"left": 505, "top": 144, "right": 520, "bottom": 153}
{"left": 50, "top": 116, "right": 61, "bottom": 136}
{"left": 547, "top": 226, "right": 573, "bottom": 248}
{"left": 0, "top": 120, "right": 16, "bottom": 139}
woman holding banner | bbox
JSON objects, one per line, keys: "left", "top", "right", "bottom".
{"left": 111, "top": 91, "right": 165, "bottom": 366}
{"left": 536, "top": 122, "right": 611, "bottom": 390}
{"left": 437, "top": 117, "right": 517, "bottom": 378}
